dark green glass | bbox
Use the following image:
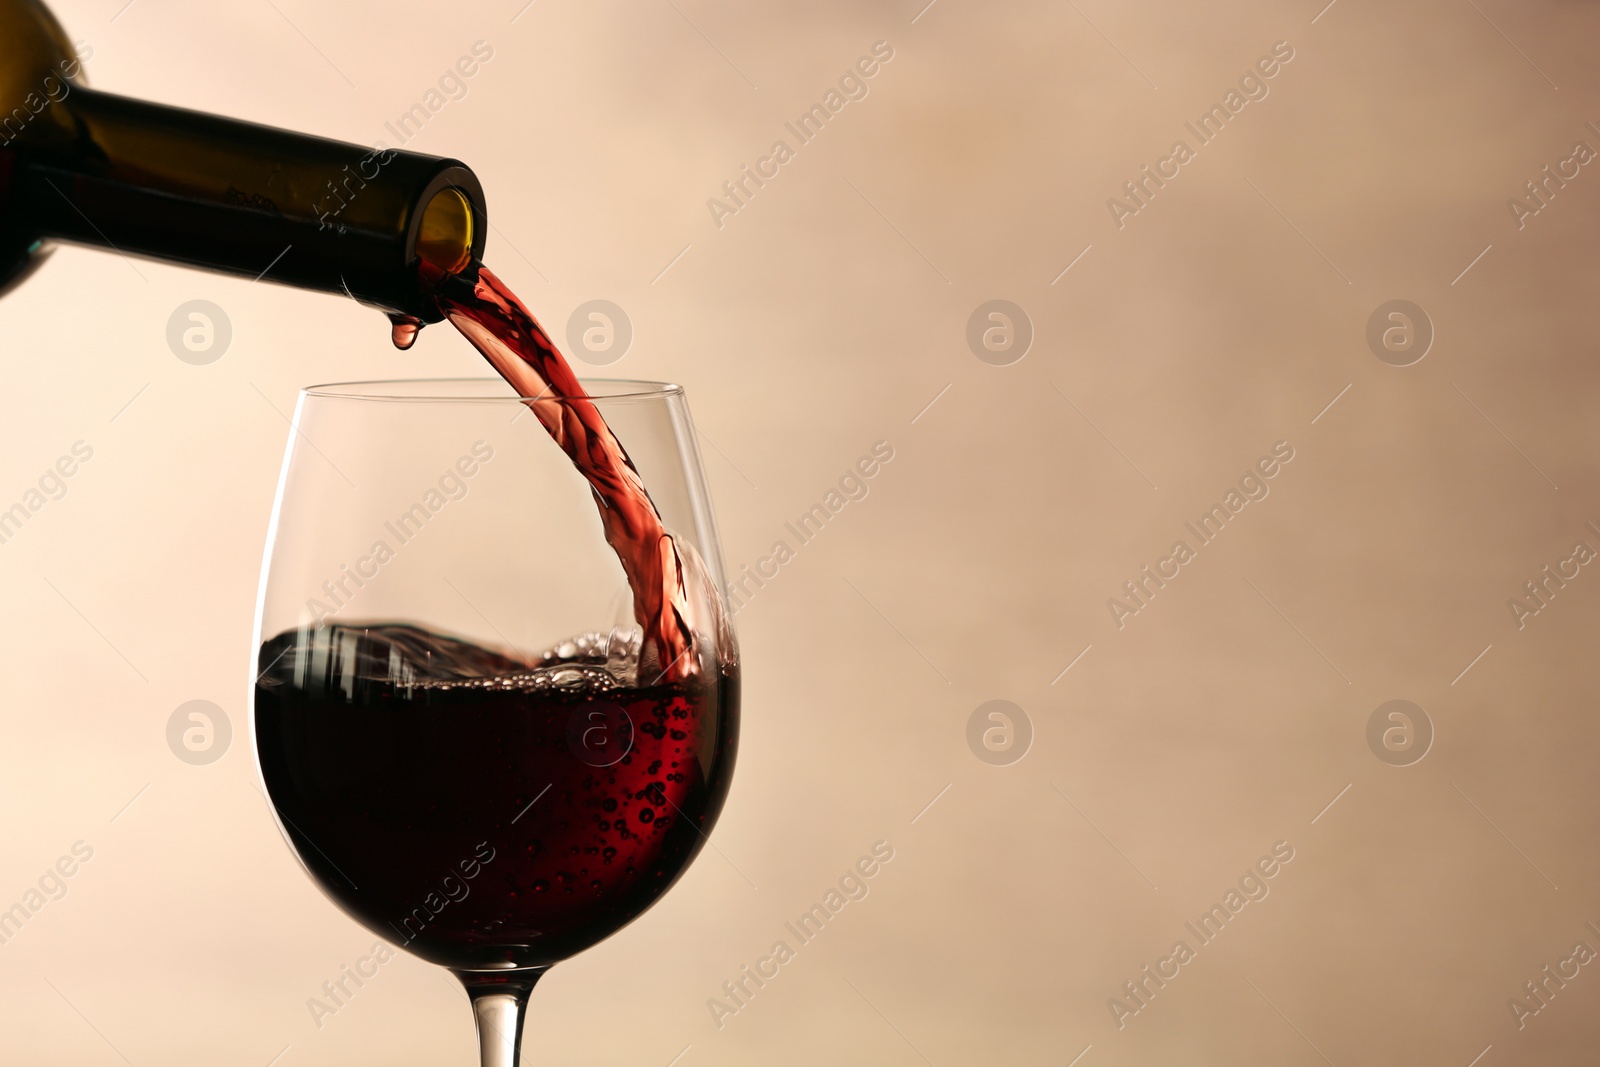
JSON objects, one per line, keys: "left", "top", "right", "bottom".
{"left": 0, "top": 0, "right": 486, "bottom": 321}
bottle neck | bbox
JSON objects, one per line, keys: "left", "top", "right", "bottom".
{"left": 7, "top": 87, "right": 485, "bottom": 320}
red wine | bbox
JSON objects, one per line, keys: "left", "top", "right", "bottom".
{"left": 254, "top": 622, "right": 738, "bottom": 971}
{"left": 256, "top": 259, "right": 736, "bottom": 971}
{"left": 418, "top": 259, "right": 701, "bottom": 683}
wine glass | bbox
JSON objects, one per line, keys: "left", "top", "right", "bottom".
{"left": 251, "top": 378, "right": 739, "bottom": 1067}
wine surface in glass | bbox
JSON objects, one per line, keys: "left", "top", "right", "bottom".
{"left": 255, "top": 622, "right": 738, "bottom": 971}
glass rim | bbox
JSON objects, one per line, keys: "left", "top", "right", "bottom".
{"left": 300, "top": 377, "right": 685, "bottom": 403}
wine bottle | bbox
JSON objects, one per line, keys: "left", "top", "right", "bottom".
{"left": 0, "top": 0, "right": 486, "bottom": 321}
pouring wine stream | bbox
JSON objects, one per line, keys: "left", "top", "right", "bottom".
{"left": 411, "top": 256, "right": 700, "bottom": 684}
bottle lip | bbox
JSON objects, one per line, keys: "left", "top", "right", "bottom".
{"left": 301, "top": 377, "right": 686, "bottom": 403}
{"left": 404, "top": 163, "right": 487, "bottom": 320}
{"left": 410, "top": 166, "right": 484, "bottom": 267}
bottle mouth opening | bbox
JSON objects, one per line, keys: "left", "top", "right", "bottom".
{"left": 416, "top": 188, "right": 474, "bottom": 274}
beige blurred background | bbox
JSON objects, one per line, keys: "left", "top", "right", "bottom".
{"left": 3, "top": 0, "right": 1600, "bottom": 1063}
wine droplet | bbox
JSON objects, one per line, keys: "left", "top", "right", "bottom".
{"left": 389, "top": 314, "right": 422, "bottom": 350}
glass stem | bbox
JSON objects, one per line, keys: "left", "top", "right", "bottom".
{"left": 456, "top": 970, "right": 545, "bottom": 1067}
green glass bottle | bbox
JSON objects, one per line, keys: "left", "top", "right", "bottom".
{"left": 0, "top": 0, "right": 485, "bottom": 321}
